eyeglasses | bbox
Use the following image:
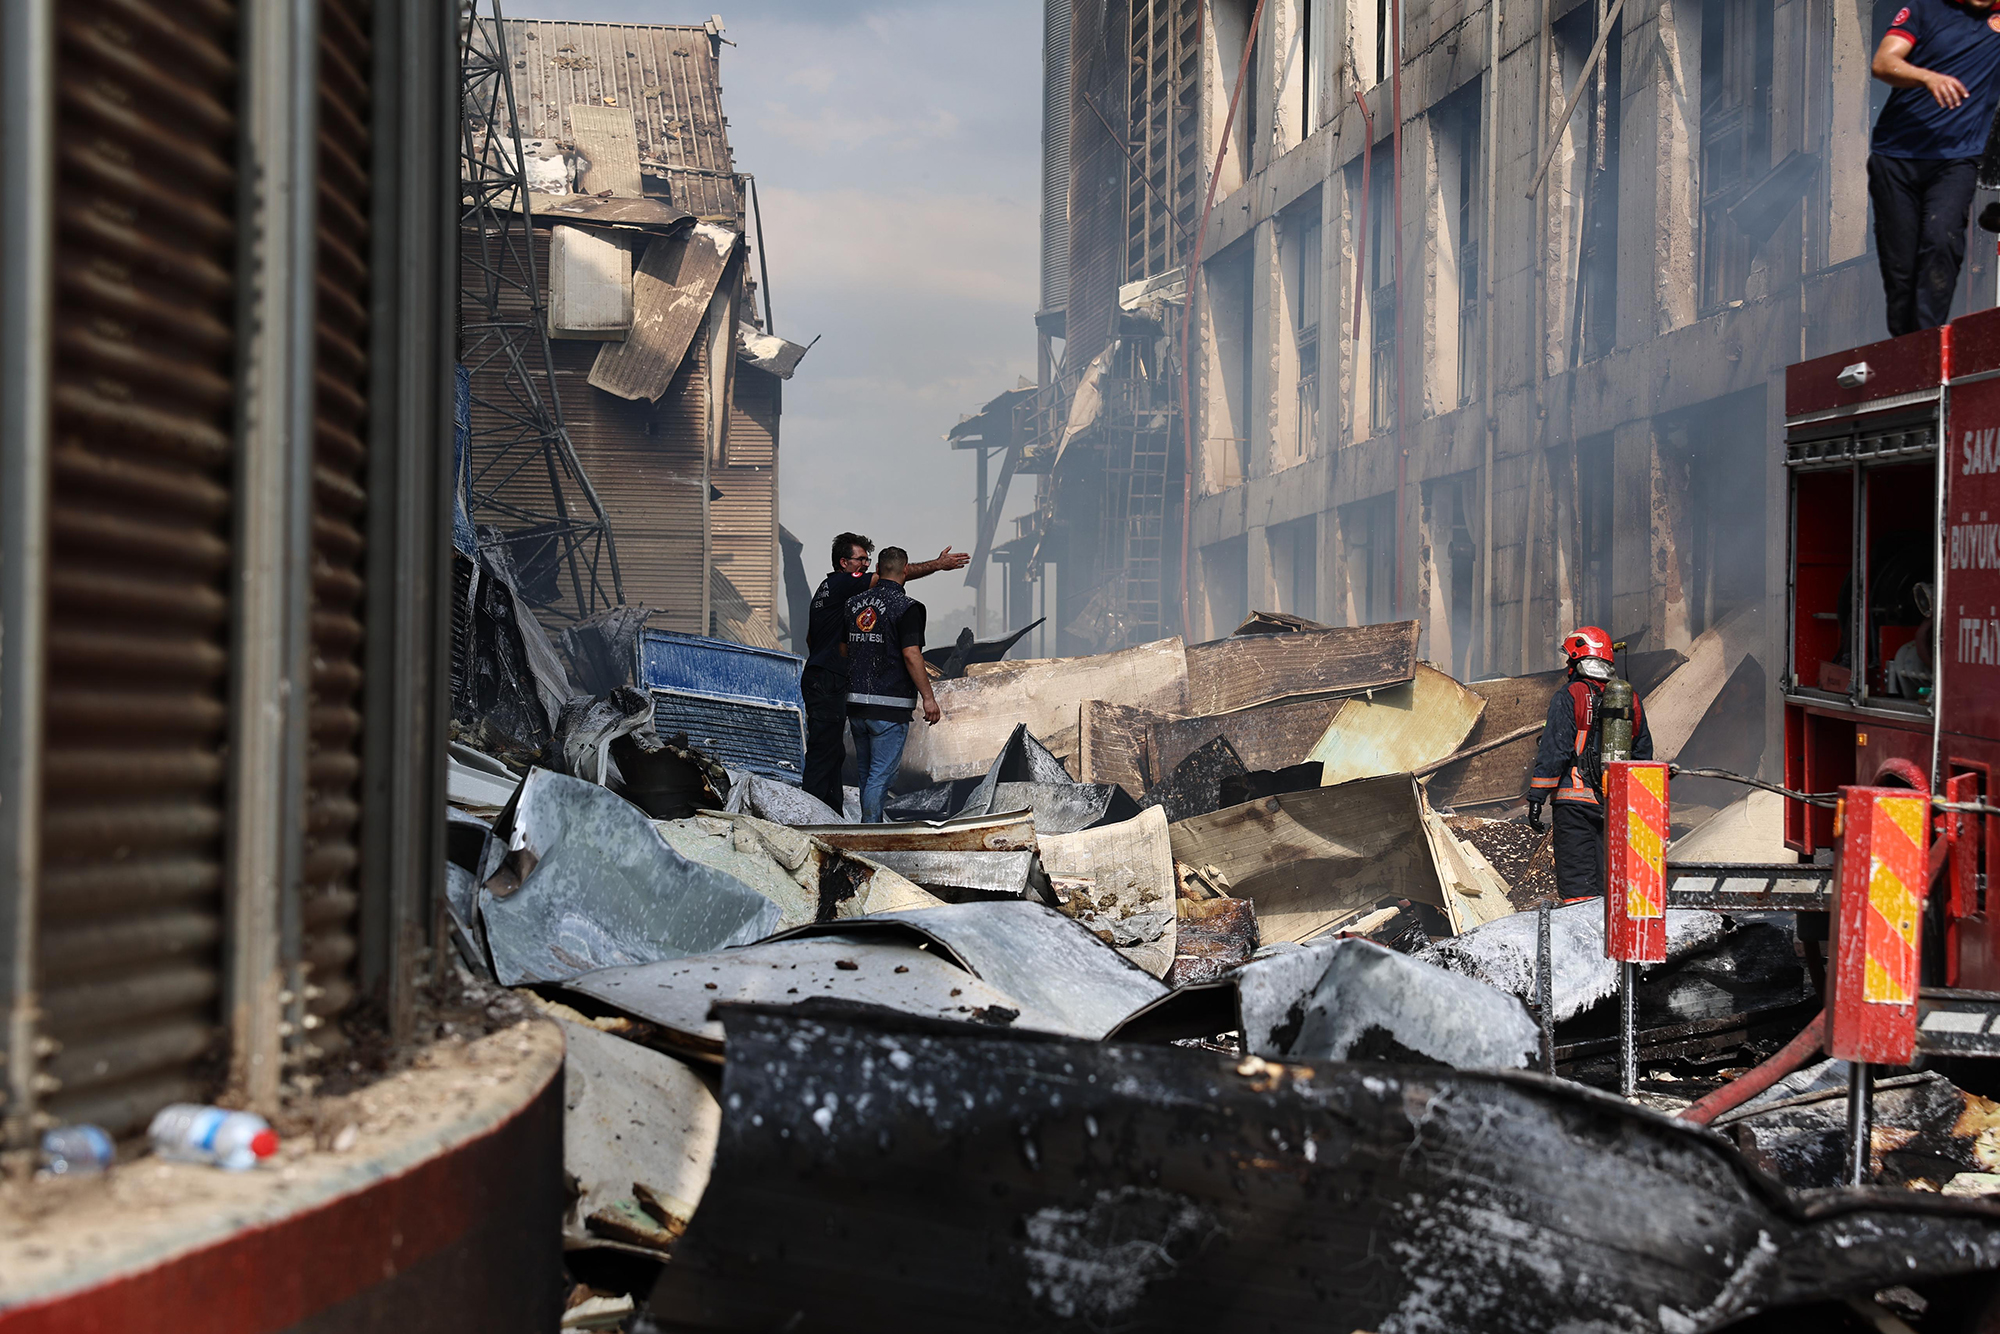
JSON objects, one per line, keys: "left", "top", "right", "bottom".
{"left": 841, "top": 553, "right": 870, "bottom": 567}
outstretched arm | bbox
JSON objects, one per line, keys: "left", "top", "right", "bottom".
{"left": 903, "top": 545, "right": 972, "bottom": 582}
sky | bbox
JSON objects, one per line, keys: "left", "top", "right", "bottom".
{"left": 519, "top": 0, "right": 1045, "bottom": 636}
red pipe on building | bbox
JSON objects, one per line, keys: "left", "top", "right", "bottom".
{"left": 1349, "top": 86, "right": 1373, "bottom": 345}
{"left": 1390, "top": 0, "right": 1407, "bottom": 618}
{"left": 1180, "top": 0, "right": 1270, "bottom": 639}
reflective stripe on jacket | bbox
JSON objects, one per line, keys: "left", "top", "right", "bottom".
{"left": 1528, "top": 676, "right": 1653, "bottom": 806}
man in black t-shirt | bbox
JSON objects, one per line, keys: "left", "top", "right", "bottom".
{"left": 800, "top": 531, "right": 967, "bottom": 812}
{"left": 1868, "top": 0, "right": 2000, "bottom": 334}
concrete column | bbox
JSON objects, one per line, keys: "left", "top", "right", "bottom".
{"left": 1420, "top": 119, "right": 1454, "bottom": 419}
{"left": 1827, "top": 0, "right": 1872, "bottom": 264}
{"left": 1320, "top": 481, "right": 1349, "bottom": 624}
{"left": 1649, "top": 429, "right": 1693, "bottom": 654}
{"left": 1273, "top": 212, "right": 1302, "bottom": 465}
{"left": 1417, "top": 485, "right": 1443, "bottom": 664}
{"left": 1609, "top": 417, "right": 1654, "bottom": 647}
{"left": 1199, "top": 262, "right": 1234, "bottom": 493}
{"left": 1247, "top": 523, "right": 1277, "bottom": 617}
{"left": 1614, "top": 417, "right": 1693, "bottom": 656}
{"left": 1617, "top": 0, "right": 1700, "bottom": 344}
{"left": 1252, "top": 218, "right": 1281, "bottom": 480}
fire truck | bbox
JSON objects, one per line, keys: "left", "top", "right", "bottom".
{"left": 1777, "top": 314, "right": 2000, "bottom": 998}
{"left": 1635, "top": 311, "right": 2000, "bottom": 1170}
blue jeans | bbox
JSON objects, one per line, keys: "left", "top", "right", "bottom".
{"left": 848, "top": 717, "right": 910, "bottom": 823}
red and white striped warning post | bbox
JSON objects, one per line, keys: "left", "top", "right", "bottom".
{"left": 1827, "top": 785, "right": 1932, "bottom": 1066}
{"left": 1604, "top": 760, "right": 1669, "bottom": 965}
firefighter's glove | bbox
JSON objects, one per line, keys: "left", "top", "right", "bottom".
{"left": 1526, "top": 799, "right": 1545, "bottom": 832}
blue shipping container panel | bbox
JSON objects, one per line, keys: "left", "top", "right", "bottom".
{"left": 638, "top": 630, "right": 806, "bottom": 781}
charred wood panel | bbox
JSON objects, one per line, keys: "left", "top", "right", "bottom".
{"left": 655, "top": 1006, "right": 2000, "bottom": 1332}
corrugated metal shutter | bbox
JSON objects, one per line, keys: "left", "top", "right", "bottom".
{"left": 714, "top": 365, "right": 778, "bottom": 633}
{"left": 38, "top": 0, "right": 242, "bottom": 1132}
{"left": 307, "top": 0, "right": 373, "bottom": 1036}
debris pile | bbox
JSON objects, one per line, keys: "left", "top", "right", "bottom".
{"left": 440, "top": 610, "right": 2000, "bottom": 1329}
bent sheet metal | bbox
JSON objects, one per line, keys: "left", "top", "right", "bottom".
{"left": 479, "top": 769, "right": 779, "bottom": 985}
{"left": 648, "top": 1007, "right": 2000, "bottom": 1333}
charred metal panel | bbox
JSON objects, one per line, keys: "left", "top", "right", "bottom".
{"left": 37, "top": 0, "right": 244, "bottom": 1132}
{"left": 652, "top": 1006, "right": 2000, "bottom": 1333}
{"left": 501, "top": 19, "right": 741, "bottom": 222}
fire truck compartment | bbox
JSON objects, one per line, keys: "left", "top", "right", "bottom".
{"left": 1783, "top": 397, "right": 1939, "bottom": 855}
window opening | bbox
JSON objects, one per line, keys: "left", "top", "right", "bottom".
{"left": 1293, "top": 212, "right": 1322, "bottom": 457}
{"left": 1369, "top": 147, "right": 1395, "bottom": 433}
{"left": 1699, "top": 0, "right": 1774, "bottom": 311}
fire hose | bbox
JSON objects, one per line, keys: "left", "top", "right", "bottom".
{"left": 1676, "top": 1009, "right": 1826, "bottom": 1125}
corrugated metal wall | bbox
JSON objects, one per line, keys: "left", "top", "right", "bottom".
{"left": 1041, "top": 0, "right": 1073, "bottom": 317}
{"left": 308, "top": 0, "right": 373, "bottom": 1036}
{"left": 551, "top": 295, "right": 707, "bottom": 634}
{"left": 38, "top": 0, "right": 243, "bottom": 1132}
{"left": 715, "top": 365, "right": 778, "bottom": 635}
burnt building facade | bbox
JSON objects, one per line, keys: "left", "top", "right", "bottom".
{"left": 1001, "top": 0, "right": 1991, "bottom": 777}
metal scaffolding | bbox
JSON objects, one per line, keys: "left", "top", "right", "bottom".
{"left": 458, "top": 0, "right": 621, "bottom": 617}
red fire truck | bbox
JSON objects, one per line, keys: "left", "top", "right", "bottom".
{"left": 1779, "top": 312, "right": 2000, "bottom": 1004}
{"left": 1636, "top": 314, "right": 2000, "bottom": 1175}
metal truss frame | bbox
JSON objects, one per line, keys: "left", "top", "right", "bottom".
{"left": 458, "top": 0, "right": 621, "bottom": 617}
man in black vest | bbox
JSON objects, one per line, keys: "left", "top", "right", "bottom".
{"left": 800, "top": 532, "right": 965, "bottom": 812}
{"left": 842, "top": 548, "right": 941, "bottom": 823}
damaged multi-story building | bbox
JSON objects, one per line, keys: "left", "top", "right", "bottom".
{"left": 963, "top": 0, "right": 1994, "bottom": 777}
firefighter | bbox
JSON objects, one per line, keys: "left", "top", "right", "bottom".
{"left": 1526, "top": 626, "right": 1655, "bottom": 900}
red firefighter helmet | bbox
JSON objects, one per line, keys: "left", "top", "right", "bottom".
{"left": 1561, "top": 626, "right": 1614, "bottom": 665}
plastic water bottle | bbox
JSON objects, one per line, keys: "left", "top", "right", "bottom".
{"left": 39, "top": 1124, "right": 113, "bottom": 1176}
{"left": 147, "top": 1104, "right": 280, "bottom": 1171}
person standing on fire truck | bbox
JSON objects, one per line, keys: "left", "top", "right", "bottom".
{"left": 1867, "top": 0, "right": 2000, "bottom": 336}
{"left": 1526, "top": 627, "right": 1656, "bottom": 900}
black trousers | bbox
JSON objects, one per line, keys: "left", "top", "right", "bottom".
{"left": 1553, "top": 800, "right": 1606, "bottom": 900}
{"left": 1868, "top": 153, "right": 1979, "bottom": 337}
{"left": 801, "top": 665, "right": 847, "bottom": 813}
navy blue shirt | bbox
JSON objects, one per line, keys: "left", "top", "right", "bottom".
{"left": 805, "top": 570, "right": 871, "bottom": 674}
{"left": 1872, "top": 0, "right": 2000, "bottom": 159}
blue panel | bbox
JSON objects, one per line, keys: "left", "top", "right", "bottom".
{"left": 638, "top": 631, "right": 807, "bottom": 780}
{"left": 650, "top": 692, "right": 806, "bottom": 781}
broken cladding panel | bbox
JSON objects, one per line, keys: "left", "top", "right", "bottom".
{"left": 773, "top": 901, "right": 1167, "bottom": 1040}
{"left": 478, "top": 770, "right": 780, "bottom": 985}
{"left": 1234, "top": 936, "right": 1542, "bottom": 1069}
{"left": 559, "top": 938, "right": 1031, "bottom": 1061}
